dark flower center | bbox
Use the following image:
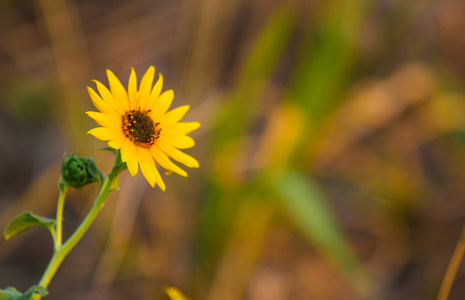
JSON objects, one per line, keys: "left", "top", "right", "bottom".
{"left": 122, "top": 110, "right": 161, "bottom": 148}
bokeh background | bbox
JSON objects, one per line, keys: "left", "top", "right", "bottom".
{"left": 2, "top": 0, "right": 465, "bottom": 299}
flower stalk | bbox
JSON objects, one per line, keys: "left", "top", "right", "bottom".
{"left": 54, "top": 185, "right": 68, "bottom": 249}
{"left": 37, "top": 151, "right": 124, "bottom": 293}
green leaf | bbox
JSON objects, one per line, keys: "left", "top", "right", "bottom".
{"left": 108, "top": 148, "right": 127, "bottom": 181}
{"left": 0, "top": 285, "right": 48, "bottom": 300}
{"left": 85, "top": 158, "right": 104, "bottom": 187}
{"left": 277, "top": 173, "right": 352, "bottom": 261}
{"left": 239, "top": 3, "right": 297, "bottom": 83}
{"left": 276, "top": 172, "right": 371, "bottom": 294}
{"left": 289, "top": 0, "right": 373, "bottom": 124}
{"left": 4, "top": 212, "right": 55, "bottom": 240}
{"left": 21, "top": 286, "right": 48, "bottom": 300}
{"left": 0, "top": 287, "right": 21, "bottom": 300}
{"left": 99, "top": 146, "right": 116, "bottom": 153}
{"left": 212, "top": 4, "right": 298, "bottom": 149}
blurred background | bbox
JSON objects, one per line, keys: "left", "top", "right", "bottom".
{"left": 2, "top": 0, "right": 465, "bottom": 299}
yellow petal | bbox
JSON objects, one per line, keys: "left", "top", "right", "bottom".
{"left": 86, "top": 111, "right": 120, "bottom": 128}
{"left": 87, "top": 127, "right": 124, "bottom": 141}
{"left": 157, "top": 141, "right": 199, "bottom": 168}
{"left": 146, "top": 73, "right": 164, "bottom": 110}
{"left": 107, "top": 137, "right": 126, "bottom": 149}
{"left": 163, "top": 122, "right": 201, "bottom": 135}
{"left": 127, "top": 159, "right": 138, "bottom": 177}
{"left": 150, "top": 89, "right": 174, "bottom": 119}
{"left": 121, "top": 139, "right": 139, "bottom": 176}
{"left": 93, "top": 80, "right": 125, "bottom": 115}
{"left": 151, "top": 146, "right": 187, "bottom": 177}
{"left": 106, "top": 69, "right": 130, "bottom": 111}
{"left": 128, "top": 67, "right": 138, "bottom": 109}
{"left": 158, "top": 134, "right": 195, "bottom": 149}
{"left": 153, "top": 164, "right": 166, "bottom": 191}
{"left": 160, "top": 105, "right": 190, "bottom": 124}
{"left": 138, "top": 148, "right": 158, "bottom": 187}
{"left": 87, "top": 86, "right": 119, "bottom": 117}
{"left": 139, "top": 66, "right": 155, "bottom": 110}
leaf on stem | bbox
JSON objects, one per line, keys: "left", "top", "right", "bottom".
{"left": 108, "top": 148, "right": 127, "bottom": 181}
{"left": 4, "top": 212, "right": 55, "bottom": 240}
{"left": 0, "top": 285, "right": 48, "bottom": 300}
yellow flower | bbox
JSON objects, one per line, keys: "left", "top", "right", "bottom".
{"left": 86, "top": 66, "right": 200, "bottom": 190}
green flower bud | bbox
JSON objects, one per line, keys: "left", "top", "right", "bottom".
{"left": 59, "top": 153, "right": 104, "bottom": 191}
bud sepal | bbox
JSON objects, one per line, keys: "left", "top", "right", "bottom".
{"left": 59, "top": 153, "right": 104, "bottom": 191}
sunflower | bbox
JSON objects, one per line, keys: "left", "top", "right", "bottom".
{"left": 86, "top": 66, "right": 200, "bottom": 190}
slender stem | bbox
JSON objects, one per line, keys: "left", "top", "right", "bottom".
{"left": 61, "top": 179, "right": 112, "bottom": 255}
{"left": 38, "top": 177, "right": 113, "bottom": 288}
{"left": 55, "top": 185, "right": 68, "bottom": 248}
{"left": 437, "top": 226, "right": 465, "bottom": 300}
{"left": 32, "top": 150, "right": 125, "bottom": 299}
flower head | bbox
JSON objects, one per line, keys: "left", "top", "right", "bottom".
{"left": 86, "top": 66, "right": 200, "bottom": 190}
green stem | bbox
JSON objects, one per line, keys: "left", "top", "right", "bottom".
{"left": 31, "top": 149, "right": 126, "bottom": 300}
{"left": 55, "top": 185, "right": 68, "bottom": 249}
{"left": 38, "top": 177, "right": 113, "bottom": 288}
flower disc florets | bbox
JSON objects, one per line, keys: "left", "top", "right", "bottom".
{"left": 122, "top": 110, "right": 161, "bottom": 148}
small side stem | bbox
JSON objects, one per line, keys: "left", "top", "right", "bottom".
{"left": 33, "top": 149, "right": 125, "bottom": 299}
{"left": 38, "top": 177, "right": 113, "bottom": 288}
{"left": 55, "top": 185, "right": 68, "bottom": 248}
